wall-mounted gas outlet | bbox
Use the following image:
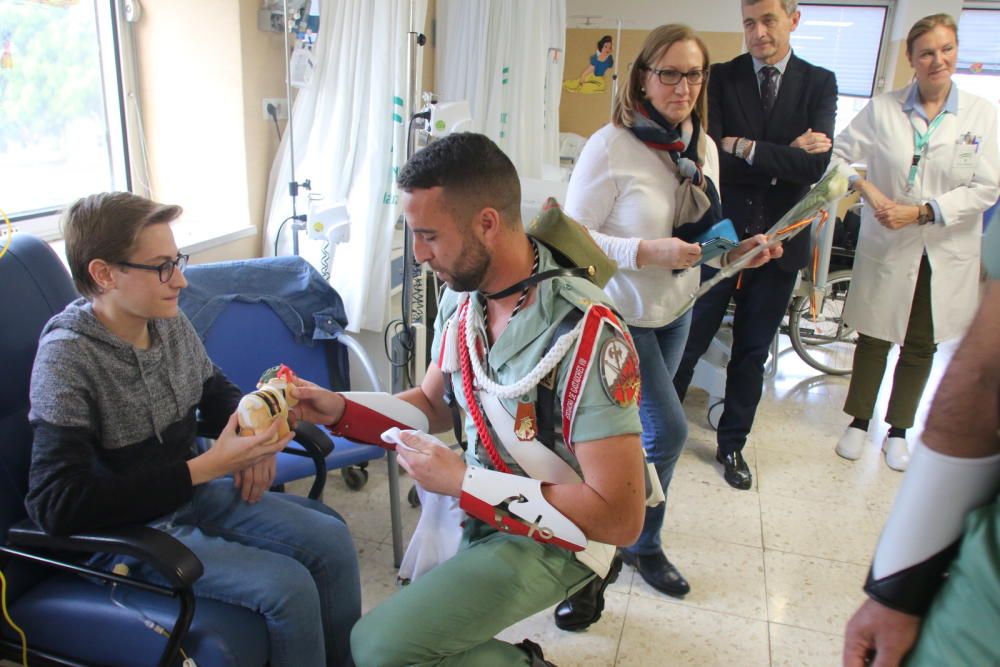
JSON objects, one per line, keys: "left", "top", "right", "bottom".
{"left": 263, "top": 98, "right": 288, "bottom": 121}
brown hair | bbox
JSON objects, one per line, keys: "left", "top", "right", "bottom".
{"left": 62, "top": 192, "right": 182, "bottom": 298}
{"left": 612, "top": 24, "right": 711, "bottom": 130}
{"left": 906, "top": 13, "right": 958, "bottom": 57}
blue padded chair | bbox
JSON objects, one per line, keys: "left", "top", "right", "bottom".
{"left": 180, "top": 257, "right": 404, "bottom": 566}
{"left": 0, "top": 235, "right": 329, "bottom": 666}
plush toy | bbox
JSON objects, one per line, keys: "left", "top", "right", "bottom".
{"left": 236, "top": 364, "right": 298, "bottom": 445}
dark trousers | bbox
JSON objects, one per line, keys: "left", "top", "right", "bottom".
{"left": 843, "top": 255, "right": 936, "bottom": 429}
{"left": 674, "top": 261, "right": 798, "bottom": 455}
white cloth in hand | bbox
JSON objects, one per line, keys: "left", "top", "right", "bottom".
{"left": 381, "top": 427, "right": 450, "bottom": 452}
{"left": 382, "top": 427, "right": 465, "bottom": 584}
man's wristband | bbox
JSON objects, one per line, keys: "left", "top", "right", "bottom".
{"left": 734, "top": 137, "right": 753, "bottom": 161}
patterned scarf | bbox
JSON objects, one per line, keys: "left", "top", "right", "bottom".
{"left": 631, "top": 99, "right": 692, "bottom": 156}
{"left": 629, "top": 100, "right": 722, "bottom": 243}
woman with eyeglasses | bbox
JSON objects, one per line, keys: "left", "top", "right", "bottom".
{"left": 831, "top": 13, "right": 1000, "bottom": 472}
{"left": 555, "top": 24, "right": 779, "bottom": 631}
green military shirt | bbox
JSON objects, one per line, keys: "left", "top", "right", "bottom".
{"left": 431, "top": 241, "right": 642, "bottom": 476}
{"left": 903, "top": 219, "right": 1000, "bottom": 667}
{"left": 983, "top": 218, "right": 1000, "bottom": 280}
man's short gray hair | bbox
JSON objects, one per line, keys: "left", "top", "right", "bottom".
{"left": 743, "top": 0, "right": 798, "bottom": 16}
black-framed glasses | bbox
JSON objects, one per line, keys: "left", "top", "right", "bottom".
{"left": 646, "top": 67, "right": 706, "bottom": 86}
{"left": 117, "top": 253, "right": 189, "bottom": 283}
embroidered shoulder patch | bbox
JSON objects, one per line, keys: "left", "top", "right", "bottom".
{"left": 599, "top": 336, "right": 640, "bottom": 407}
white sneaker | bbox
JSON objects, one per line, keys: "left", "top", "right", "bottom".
{"left": 835, "top": 426, "right": 868, "bottom": 460}
{"left": 882, "top": 436, "right": 911, "bottom": 471}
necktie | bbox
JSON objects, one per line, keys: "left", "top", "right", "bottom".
{"left": 760, "top": 66, "right": 779, "bottom": 114}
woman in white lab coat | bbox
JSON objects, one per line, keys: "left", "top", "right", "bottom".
{"left": 831, "top": 13, "right": 1000, "bottom": 471}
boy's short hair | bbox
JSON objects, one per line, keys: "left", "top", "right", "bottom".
{"left": 62, "top": 192, "right": 182, "bottom": 298}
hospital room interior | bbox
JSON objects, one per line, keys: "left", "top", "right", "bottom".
{"left": 2, "top": 0, "right": 999, "bottom": 665}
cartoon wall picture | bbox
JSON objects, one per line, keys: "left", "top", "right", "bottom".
{"left": 563, "top": 35, "right": 614, "bottom": 94}
{"left": 1, "top": 34, "right": 13, "bottom": 70}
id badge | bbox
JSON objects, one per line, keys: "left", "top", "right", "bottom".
{"left": 952, "top": 142, "right": 978, "bottom": 184}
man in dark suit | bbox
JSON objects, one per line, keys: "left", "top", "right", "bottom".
{"left": 673, "top": 0, "right": 838, "bottom": 489}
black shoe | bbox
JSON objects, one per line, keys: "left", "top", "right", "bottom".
{"left": 553, "top": 555, "right": 623, "bottom": 632}
{"left": 516, "top": 639, "right": 558, "bottom": 666}
{"left": 620, "top": 550, "right": 690, "bottom": 597}
{"left": 716, "top": 449, "right": 752, "bottom": 490}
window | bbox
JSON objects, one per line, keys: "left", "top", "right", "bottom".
{"left": 954, "top": 7, "right": 1000, "bottom": 125}
{"left": 0, "top": 0, "right": 128, "bottom": 236}
{"left": 792, "top": 3, "right": 893, "bottom": 137}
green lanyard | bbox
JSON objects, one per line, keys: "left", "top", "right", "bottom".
{"left": 908, "top": 112, "right": 946, "bottom": 190}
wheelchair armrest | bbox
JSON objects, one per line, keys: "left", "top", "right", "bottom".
{"left": 6, "top": 519, "right": 203, "bottom": 588}
{"left": 291, "top": 421, "right": 335, "bottom": 459}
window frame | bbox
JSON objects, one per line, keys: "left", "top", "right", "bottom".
{"left": 794, "top": 0, "right": 895, "bottom": 138}
{"left": 3, "top": 0, "right": 132, "bottom": 241}
{"left": 796, "top": 0, "right": 896, "bottom": 99}
{"left": 956, "top": 3, "right": 1000, "bottom": 74}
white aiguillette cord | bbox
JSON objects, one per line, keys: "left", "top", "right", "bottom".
{"left": 461, "top": 293, "right": 582, "bottom": 400}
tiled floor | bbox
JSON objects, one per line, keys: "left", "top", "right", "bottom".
{"left": 290, "top": 334, "right": 957, "bottom": 666}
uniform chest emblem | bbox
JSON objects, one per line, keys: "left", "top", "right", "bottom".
{"left": 514, "top": 400, "right": 537, "bottom": 441}
{"left": 599, "top": 337, "right": 640, "bottom": 407}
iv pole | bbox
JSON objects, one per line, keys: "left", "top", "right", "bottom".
{"left": 281, "top": 0, "right": 309, "bottom": 256}
{"left": 610, "top": 18, "right": 622, "bottom": 118}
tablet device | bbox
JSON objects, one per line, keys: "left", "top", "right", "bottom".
{"left": 696, "top": 236, "right": 739, "bottom": 266}
{"left": 693, "top": 218, "right": 738, "bottom": 245}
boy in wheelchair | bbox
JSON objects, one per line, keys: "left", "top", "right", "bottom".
{"left": 24, "top": 192, "right": 360, "bottom": 667}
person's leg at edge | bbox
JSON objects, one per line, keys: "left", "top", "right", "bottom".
{"left": 352, "top": 521, "right": 593, "bottom": 667}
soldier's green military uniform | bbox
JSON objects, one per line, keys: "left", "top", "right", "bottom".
{"left": 905, "top": 219, "right": 1000, "bottom": 666}
{"left": 350, "top": 242, "right": 641, "bottom": 666}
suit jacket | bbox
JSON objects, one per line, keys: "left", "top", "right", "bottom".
{"left": 708, "top": 52, "right": 838, "bottom": 271}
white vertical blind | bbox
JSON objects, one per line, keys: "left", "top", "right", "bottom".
{"left": 792, "top": 4, "right": 888, "bottom": 98}
{"left": 958, "top": 9, "right": 1000, "bottom": 74}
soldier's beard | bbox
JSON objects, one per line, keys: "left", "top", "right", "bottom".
{"left": 442, "top": 234, "right": 491, "bottom": 292}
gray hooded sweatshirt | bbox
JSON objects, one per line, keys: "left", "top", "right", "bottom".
{"left": 26, "top": 298, "right": 239, "bottom": 535}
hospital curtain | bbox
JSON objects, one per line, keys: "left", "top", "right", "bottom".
{"left": 435, "top": 0, "right": 566, "bottom": 179}
{"left": 263, "top": 0, "right": 426, "bottom": 333}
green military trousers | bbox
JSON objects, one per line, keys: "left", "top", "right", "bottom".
{"left": 350, "top": 519, "right": 595, "bottom": 666}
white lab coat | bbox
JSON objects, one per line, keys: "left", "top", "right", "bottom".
{"left": 832, "top": 84, "right": 1000, "bottom": 344}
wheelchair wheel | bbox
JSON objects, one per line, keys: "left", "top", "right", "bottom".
{"left": 407, "top": 485, "right": 421, "bottom": 508}
{"left": 788, "top": 270, "right": 856, "bottom": 376}
{"left": 341, "top": 465, "right": 369, "bottom": 490}
{"left": 707, "top": 399, "right": 724, "bottom": 431}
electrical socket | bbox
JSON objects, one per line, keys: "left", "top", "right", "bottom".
{"left": 263, "top": 98, "right": 288, "bottom": 121}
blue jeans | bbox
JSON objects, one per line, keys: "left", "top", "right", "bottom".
{"left": 624, "top": 311, "right": 692, "bottom": 556}
{"left": 89, "top": 481, "right": 361, "bottom": 667}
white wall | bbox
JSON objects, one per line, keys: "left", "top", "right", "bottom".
{"left": 566, "top": 0, "right": 742, "bottom": 32}
{"left": 891, "top": 0, "right": 963, "bottom": 40}
{"left": 568, "top": 0, "right": 966, "bottom": 43}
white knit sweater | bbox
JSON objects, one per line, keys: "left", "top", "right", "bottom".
{"left": 565, "top": 123, "right": 721, "bottom": 328}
